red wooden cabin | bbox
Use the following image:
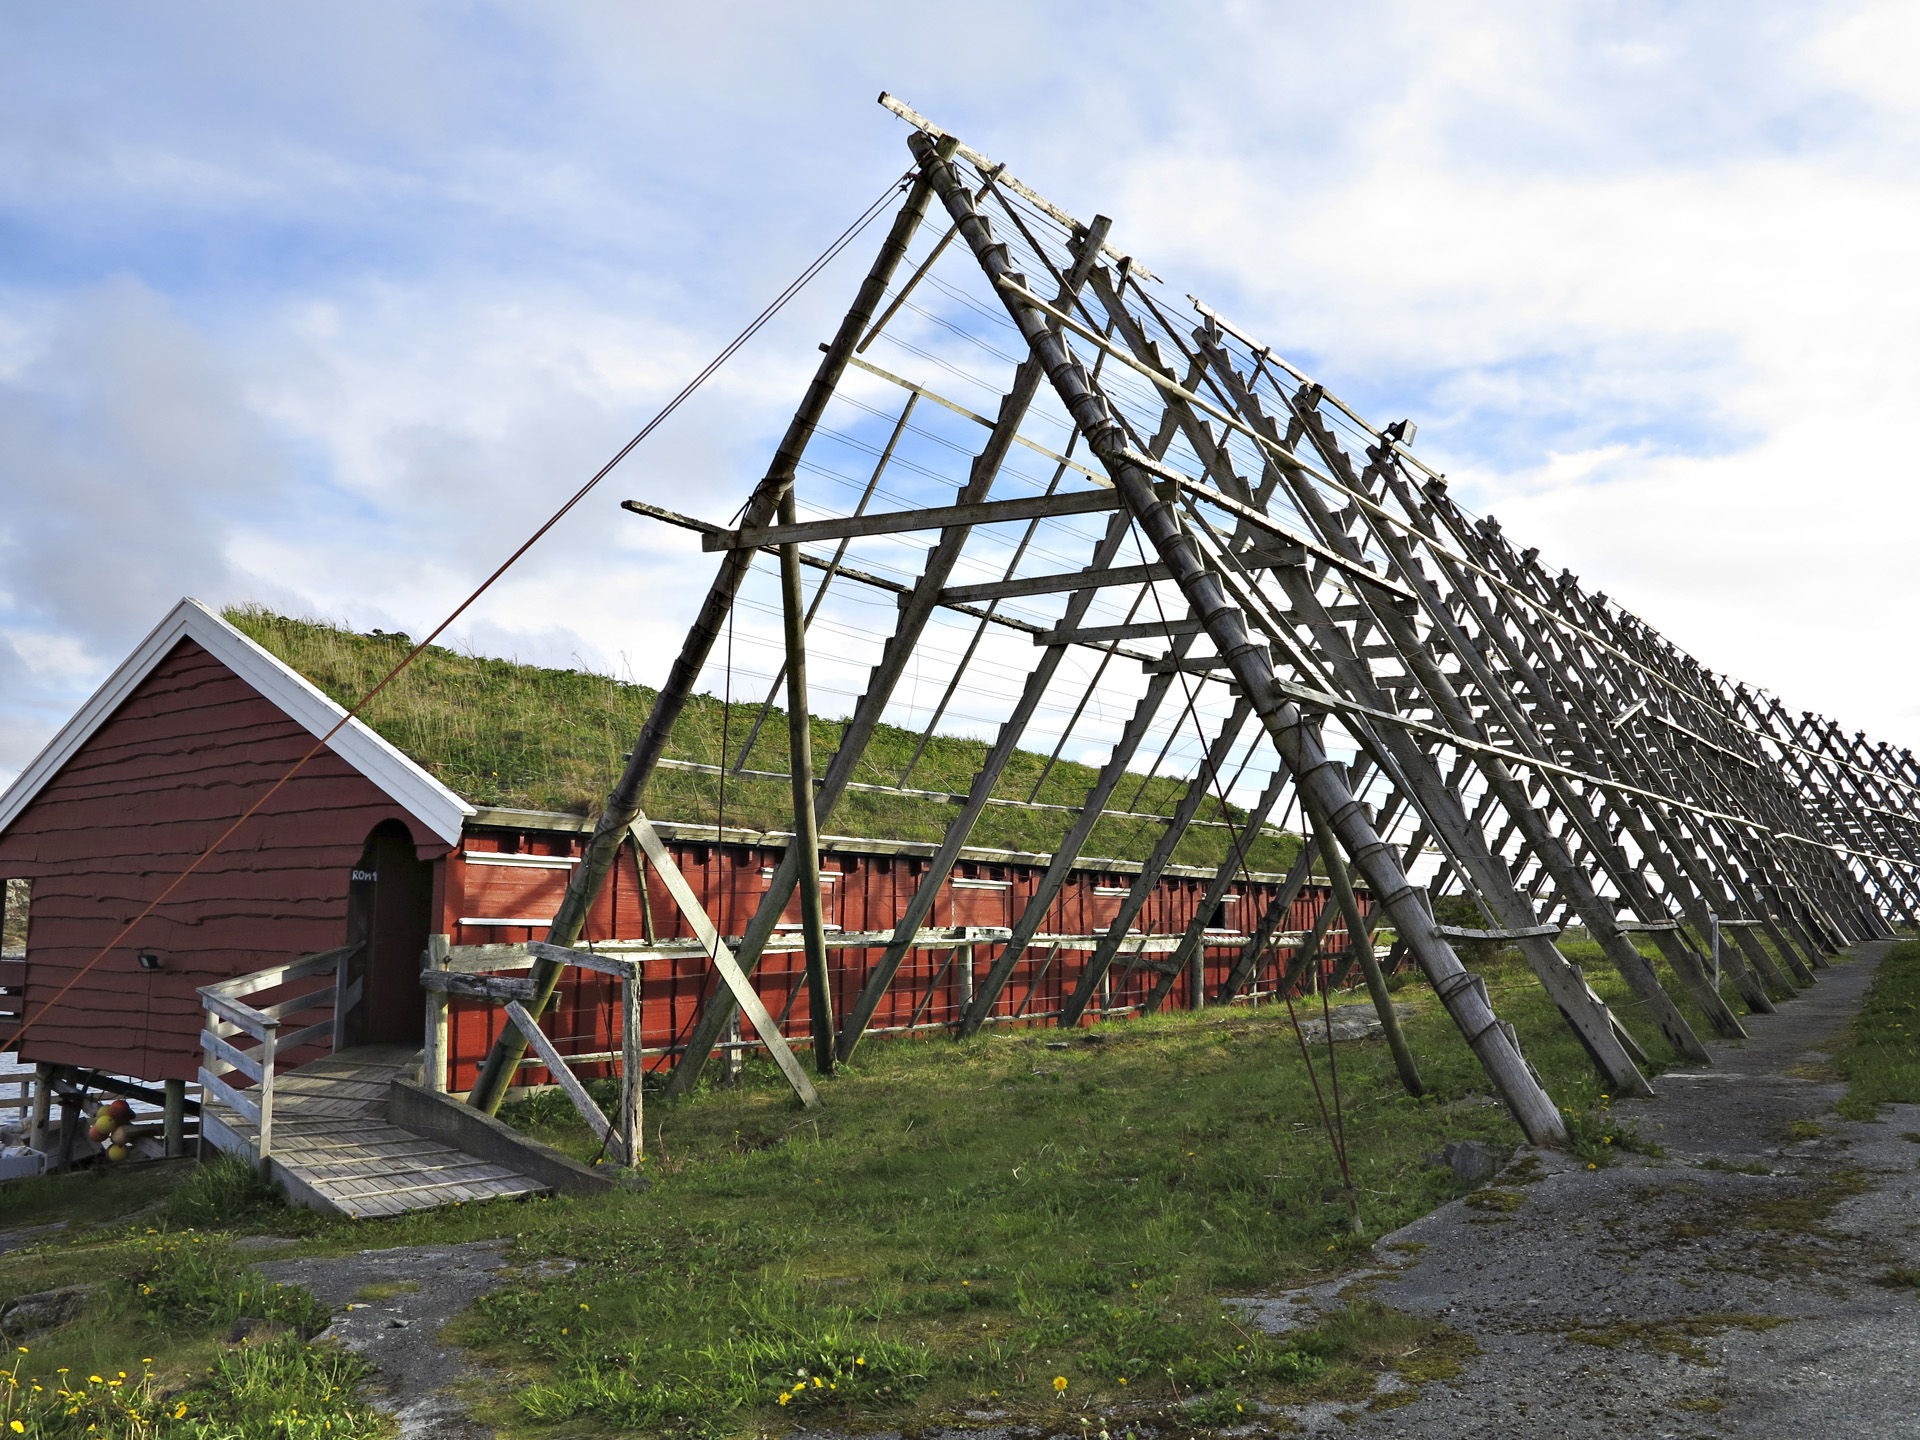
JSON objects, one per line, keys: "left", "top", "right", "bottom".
{"left": 0, "top": 600, "right": 1351, "bottom": 1096}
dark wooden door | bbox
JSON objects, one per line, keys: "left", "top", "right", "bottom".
{"left": 343, "top": 822, "right": 433, "bottom": 1047}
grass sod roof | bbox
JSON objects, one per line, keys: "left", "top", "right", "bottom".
{"left": 225, "top": 607, "right": 1305, "bottom": 872}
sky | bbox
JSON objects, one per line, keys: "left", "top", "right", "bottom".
{"left": 4, "top": 0, "right": 1919, "bottom": 792}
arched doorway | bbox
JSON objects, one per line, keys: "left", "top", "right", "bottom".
{"left": 343, "top": 821, "right": 433, "bottom": 1048}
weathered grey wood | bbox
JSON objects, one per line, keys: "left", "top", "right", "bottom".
{"left": 422, "top": 935, "right": 450, "bottom": 1093}
{"left": 1306, "top": 802, "right": 1423, "bottom": 1098}
{"left": 198, "top": 1067, "right": 261, "bottom": 1128}
{"left": 1434, "top": 924, "right": 1563, "bottom": 942}
{"left": 200, "top": 1028, "right": 264, "bottom": 1083}
{"left": 525, "top": 942, "right": 640, "bottom": 982}
{"left": 163, "top": 1077, "right": 187, "bottom": 1158}
{"left": 419, "top": 971, "right": 538, "bottom": 1002}
{"left": 207, "top": 944, "right": 361, "bottom": 999}
{"left": 942, "top": 560, "right": 1173, "bottom": 605}
{"left": 628, "top": 815, "right": 820, "bottom": 1107}
{"left": 779, "top": 484, "right": 836, "bottom": 1075}
{"left": 620, "top": 977, "right": 642, "bottom": 1167}
{"left": 1038, "top": 617, "right": 1207, "bottom": 646}
{"left": 198, "top": 988, "right": 276, "bottom": 1039}
{"left": 665, "top": 193, "right": 1117, "bottom": 1095}
{"left": 705, "top": 487, "right": 1121, "bottom": 551}
{"left": 919, "top": 132, "right": 1569, "bottom": 1145}
{"left": 464, "top": 145, "right": 946, "bottom": 1116}
{"left": 503, "top": 999, "right": 617, "bottom": 1150}
{"left": 731, "top": 391, "right": 921, "bottom": 770}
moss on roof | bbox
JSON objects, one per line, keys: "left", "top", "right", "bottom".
{"left": 226, "top": 606, "right": 1301, "bottom": 872}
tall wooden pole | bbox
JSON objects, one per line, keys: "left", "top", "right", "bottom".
{"left": 463, "top": 151, "right": 945, "bottom": 1114}
{"left": 780, "top": 490, "right": 835, "bottom": 1074}
{"left": 911, "top": 129, "right": 1568, "bottom": 1146}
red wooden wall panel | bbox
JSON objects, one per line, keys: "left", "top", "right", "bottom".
{"left": 0, "top": 639, "right": 451, "bottom": 1081}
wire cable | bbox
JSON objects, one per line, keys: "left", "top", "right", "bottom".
{"left": 1, "top": 172, "right": 915, "bottom": 1056}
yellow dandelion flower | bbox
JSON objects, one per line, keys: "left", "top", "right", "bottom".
{"left": 778, "top": 1394, "right": 791, "bottom": 1406}
{"left": 89, "top": 1376, "right": 103, "bottom": 1384}
{"left": 1119, "top": 1377, "right": 1128, "bottom": 1386}
{"left": 174, "top": 1402, "right": 188, "bottom": 1419}
{"left": 10, "top": 1421, "right": 22, "bottom": 1433}
{"left": 1053, "top": 1376, "right": 1069, "bottom": 1393}
{"left": 13, "top": 1347, "right": 24, "bottom": 1354}
{"left": 856, "top": 1357, "right": 865, "bottom": 1365}
{"left": 580, "top": 1303, "right": 589, "bottom": 1310}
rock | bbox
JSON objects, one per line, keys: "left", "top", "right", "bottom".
{"left": 0, "top": 1283, "right": 95, "bottom": 1341}
{"left": 227, "top": 1316, "right": 294, "bottom": 1346}
{"left": 1443, "top": 1140, "right": 1502, "bottom": 1185}
{"left": 1294, "top": 1002, "right": 1417, "bottom": 1045}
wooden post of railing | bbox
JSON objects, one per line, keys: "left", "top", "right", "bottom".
{"left": 256, "top": 1021, "right": 279, "bottom": 1164}
{"left": 163, "top": 1079, "right": 186, "bottom": 1158}
{"left": 28, "top": 1064, "right": 50, "bottom": 1152}
{"left": 620, "top": 971, "right": 642, "bottom": 1167}
{"left": 422, "top": 934, "right": 450, "bottom": 1092}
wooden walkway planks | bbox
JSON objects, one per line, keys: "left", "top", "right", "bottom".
{"left": 200, "top": 1043, "right": 547, "bottom": 1218}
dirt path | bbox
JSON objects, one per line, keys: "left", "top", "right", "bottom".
{"left": 1244, "top": 940, "right": 1920, "bottom": 1437}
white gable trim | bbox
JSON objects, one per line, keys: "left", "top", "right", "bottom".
{"left": 0, "top": 598, "right": 475, "bottom": 846}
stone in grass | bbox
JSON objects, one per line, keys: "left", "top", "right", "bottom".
{"left": 0, "top": 1283, "right": 96, "bottom": 1342}
{"left": 227, "top": 1316, "right": 296, "bottom": 1346}
{"left": 1433, "top": 1140, "right": 1502, "bottom": 1185}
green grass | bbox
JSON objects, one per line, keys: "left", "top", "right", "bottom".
{"left": 1836, "top": 938, "right": 1920, "bottom": 1120}
{"left": 223, "top": 606, "right": 1303, "bottom": 872}
{"left": 0, "top": 1224, "right": 379, "bottom": 1439}
{"left": 0, "top": 934, "right": 1730, "bottom": 1439}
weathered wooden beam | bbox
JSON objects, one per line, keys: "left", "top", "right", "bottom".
{"left": 503, "top": 999, "right": 625, "bottom": 1161}
{"left": 779, "top": 485, "right": 836, "bottom": 1075}
{"left": 419, "top": 970, "right": 537, "bottom": 1002}
{"left": 1037, "top": 617, "right": 1207, "bottom": 646}
{"left": 918, "top": 131, "right": 1569, "bottom": 1145}
{"left": 1433, "top": 924, "right": 1563, "bottom": 942}
{"left": 703, "top": 487, "right": 1121, "bottom": 551}
{"left": 464, "top": 145, "right": 945, "bottom": 1116}
{"left": 629, "top": 815, "right": 820, "bottom": 1108}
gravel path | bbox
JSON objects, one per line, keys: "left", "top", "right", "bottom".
{"left": 1241, "top": 939, "right": 1920, "bottom": 1437}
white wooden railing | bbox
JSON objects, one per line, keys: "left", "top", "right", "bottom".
{"left": 197, "top": 942, "right": 361, "bottom": 1162}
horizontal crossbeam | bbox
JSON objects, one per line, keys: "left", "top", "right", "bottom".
{"left": 701, "top": 487, "right": 1123, "bottom": 551}
{"left": 1433, "top": 924, "right": 1562, "bottom": 942}
{"left": 943, "top": 546, "right": 1301, "bottom": 606}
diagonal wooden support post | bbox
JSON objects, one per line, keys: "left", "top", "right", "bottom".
{"left": 911, "top": 130, "right": 1568, "bottom": 1146}
{"left": 628, "top": 816, "right": 820, "bottom": 1109}
{"left": 462, "top": 150, "right": 944, "bottom": 1115}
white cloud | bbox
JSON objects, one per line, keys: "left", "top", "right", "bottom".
{"left": 4, "top": 0, "right": 1920, "bottom": 794}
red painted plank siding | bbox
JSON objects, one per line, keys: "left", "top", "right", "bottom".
{"left": 442, "top": 829, "right": 1366, "bottom": 1093}
{"left": 0, "top": 638, "right": 450, "bottom": 1081}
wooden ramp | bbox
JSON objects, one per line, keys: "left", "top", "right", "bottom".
{"left": 200, "top": 1044, "right": 548, "bottom": 1218}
